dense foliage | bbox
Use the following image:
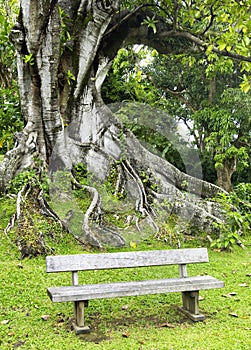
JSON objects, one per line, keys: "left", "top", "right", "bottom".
{"left": 211, "top": 182, "right": 251, "bottom": 250}
{"left": 0, "top": 0, "right": 22, "bottom": 153}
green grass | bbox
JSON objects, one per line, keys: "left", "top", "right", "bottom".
{"left": 0, "top": 228, "right": 251, "bottom": 350}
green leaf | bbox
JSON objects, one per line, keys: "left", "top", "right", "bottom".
{"left": 240, "top": 75, "right": 251, "bottom": 93}
{"left": 23, "top": 53, "right": 34, "bottom": 65}
{"left": 142, "top": 16, "right": 158, "bottom": 34}
{"left": 218, "top": 40, "right": 226, "bottom": 51}
{"left": 206, "top": 44, "right": 213, "bottom": 55}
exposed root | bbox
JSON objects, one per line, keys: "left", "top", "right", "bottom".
{"left": 71, "top": 175, "right": 125, "bottom": 248}
{"left": 71, "top": 176, "right": 102, "bottom": 246}
{"left": 5, "top": 184, "right": 69, "bottom": 237}
{"left": 83, "top": 185, "right": 103, "bottom": 229}
{"left": 151, "top": 187, "right": 224, "bottom": 234}
{"left": 37, "top": 190, "right": 68, "bottom": 234}
{"left": 114, "top": 163, "right": 126, "bottom": 197}
{"left": 236, "top": 234, "right": 246, "bottom": 250}
{"left": 121, "top": 159, "right": 159, "bottom": 232}
{"left": 5, "top": 183, "right": 30, "bottom": 234}
{"left": 5, "top": 182, "right": 55, "bottom": 259}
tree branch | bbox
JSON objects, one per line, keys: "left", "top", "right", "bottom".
{"left": 163, "top": 87, "right": 197, "bottom": 113}
{"left": 104, "top": 4, "right": 148, "bottom": 37}
{"left": 102, "top": 8, "right": 251, "bottom": 65}
{"left": 159, "top": 30, "right": 251, "bottom": 62}
{"left": 172, "top": 0, "right": 181, "bottom": 31}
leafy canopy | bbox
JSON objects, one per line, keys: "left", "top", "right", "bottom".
{"left": 120, "top": 0, "right": 251, "bottom": 91}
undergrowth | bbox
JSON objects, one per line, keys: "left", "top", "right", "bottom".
{"left": 211, "top": 183, "right": 251, "bottom": 251}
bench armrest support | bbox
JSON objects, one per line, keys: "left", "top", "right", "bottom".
{"left": 179, "top": 264, "right": 187, "bottom": 278}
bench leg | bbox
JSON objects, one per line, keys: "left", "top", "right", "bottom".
{"left": 179, "top": 291, "right": 205, "bottom": 322}
{"left": 73, "top": 300, "right": 90, "bottom": 334}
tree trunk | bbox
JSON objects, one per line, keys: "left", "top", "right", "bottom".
{"left": 1, "top": 0, "right": 228, "bottom": 249}
{"left": 216, "top": 158, "right": 237, "bottom": 192}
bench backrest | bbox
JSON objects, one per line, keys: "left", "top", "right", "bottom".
{"left": 46, "top": 248, "right": 208, "bottom": 273}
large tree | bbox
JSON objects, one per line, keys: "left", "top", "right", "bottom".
{"left": 1, "top": 0, "right": 251, "bottom": 248}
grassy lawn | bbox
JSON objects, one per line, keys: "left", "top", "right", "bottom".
{"left": 0, "top": 228, "right": 251, "bottom": 350}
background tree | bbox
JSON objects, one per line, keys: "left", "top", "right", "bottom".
{"left": 0, "top": 0, "right": 18, "bottom": 87}
{"left": 0, "top": 0, "right": 22, "bottom": 153}
{"left": 141, "top": 53, "right": 251, "bottom": 190}
{"left": 0, "top": 0, "right": 250, "bottom": 250}
{"left": 193, "top": 89, "right": 251, "bottom": 191}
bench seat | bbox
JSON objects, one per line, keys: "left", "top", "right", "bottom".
{"left": 48, "top": 275, "right": 223, "bottom": 302}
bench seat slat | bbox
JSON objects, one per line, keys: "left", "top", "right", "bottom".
{"left": 46, "top": 248, "right": 208, "bottom": 272}
{"left": 47, "top": 275, "right": 224, "bottom": 302}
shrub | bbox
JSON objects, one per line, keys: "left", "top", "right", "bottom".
{"left": 211, "top": 183, "right": 251, "bottom": 250}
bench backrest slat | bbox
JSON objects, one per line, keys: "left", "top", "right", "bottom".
{"left": 46, "top": 248, "right": 208, "bottom": 273}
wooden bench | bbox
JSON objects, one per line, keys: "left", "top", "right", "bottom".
{"left": 46, "top": 248, "right": 224, "bottom": 334}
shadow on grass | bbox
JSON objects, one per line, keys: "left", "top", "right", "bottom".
{"left": 65, "top": 304, "right": 198, "bottom": 343}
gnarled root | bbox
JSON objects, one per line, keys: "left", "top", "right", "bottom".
{"left": 5, "top": 182, "right": 55, "bottom": 259}
{"left": 71, "top": 176, "right": 126, "bottom": 248}
{"left": 121, "top": 159, "right": 159, "bottom": 232}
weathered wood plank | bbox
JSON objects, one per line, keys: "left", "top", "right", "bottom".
{"left": 46, "top": 248, "right": 208, "bottom": 273}
{"left": 47, "top": 275, "right": 224, "bottom": 302}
